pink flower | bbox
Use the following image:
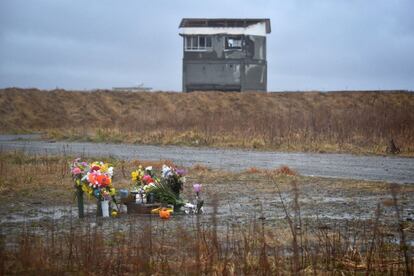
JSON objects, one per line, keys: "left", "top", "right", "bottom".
{"left": 193, "top": 183, "right": 202, "bottom": 193}
{"left": 72, "top": 167, "right": 82, "bottom": 175}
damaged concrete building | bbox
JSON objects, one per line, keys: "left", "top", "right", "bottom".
{"left": 179, "top": 18, "right": 271, "bottom": 92}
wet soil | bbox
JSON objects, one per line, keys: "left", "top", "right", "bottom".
{"left": 1, "top": 174, "right": 413, "bottom": 247}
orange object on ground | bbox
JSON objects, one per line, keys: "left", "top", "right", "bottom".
{"left": 159, "top": 208, "right": 171, "bottom": 219}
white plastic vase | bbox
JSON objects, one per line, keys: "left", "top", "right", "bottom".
{"left": 101, "top": 200, "right": 109, "bottom": 217}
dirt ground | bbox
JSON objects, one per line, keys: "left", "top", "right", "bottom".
{"left": 1, "top": 162, "right": 413, "bottom": 245}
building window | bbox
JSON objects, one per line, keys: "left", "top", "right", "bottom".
{"left": 185, "top": 35, "right": 212, "bottom": 51}
{"left": 225, "top": 36, "right": 242, "bottom": 50}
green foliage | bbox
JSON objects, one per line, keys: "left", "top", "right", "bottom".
{"left": 149, "top": 181, "right": 184, "bottom": 207}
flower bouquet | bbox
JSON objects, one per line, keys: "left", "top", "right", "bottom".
{"left": 161, "top": 165, "right": 186, "bottom": 197}
{"left": 85, "top": 161, "right": 116, "bottom": 217}
{"left": 70, "top": 159, "right": 116, "bottom": 218}
{"left": 130, "top": 164, "right": 185, "bottom": 209}
{"left": 70, "top": 158, "right": 90, "bottom": 218}
{"left": 131, "top": 165, "right": 145, "bottom": 187}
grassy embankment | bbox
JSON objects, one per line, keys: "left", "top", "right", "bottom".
{"left": 1, "top": 88, "right": 414, "bottom": 155}
{"left": 0, "top": 152, "right": 413, "bottom": 274}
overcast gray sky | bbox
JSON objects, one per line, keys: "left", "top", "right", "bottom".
{"left": 0, "top": 0, "right": 413, "bottom": 91}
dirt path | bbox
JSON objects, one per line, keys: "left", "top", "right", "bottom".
{"left": 1, "top": 134, "right": 413, "bottom": 183}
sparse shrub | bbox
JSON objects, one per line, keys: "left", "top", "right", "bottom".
{"left": 191, "top": 163, "right": 211, "bottom": 172}
{"left": 245, "top": 167, "right": 262, "bottom": 174}
{"left": 274, "top": 165, "right": 298, "bottom": 176}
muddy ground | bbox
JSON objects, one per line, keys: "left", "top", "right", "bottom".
{"left": 1, "top": 171, "right": 413, "bottom": 248}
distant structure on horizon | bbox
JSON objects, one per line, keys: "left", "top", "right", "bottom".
{"left": 179, "top": 18, "right": 271, "bottom": 92}
{"left": 112, "top": 83, "right": 152, "bottom": 92}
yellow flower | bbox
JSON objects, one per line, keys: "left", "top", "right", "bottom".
{"left": 100, "top": 163, "right": 108, "bottom": 173}
{"left": 91, "top": 161, "right": 100, "bottom": 168}
{"left": 110, "top": 187, "right": 116, "bottom": 196}
{"left": 81, "top": 184, "right": 88, "bottom": 193}
{"left": 131, "top": 171, "right": 139, "bottom": 181}
{"left": 81, "top": 185, "right": 93, "bottom": 198}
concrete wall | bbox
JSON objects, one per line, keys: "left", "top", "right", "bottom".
{"left": 182, "top": 35, "right": 267, "bottom": 92}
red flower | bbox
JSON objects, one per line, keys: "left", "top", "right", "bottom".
{"left": 142, "top": 175, "right": 153, "bottom": 184}
{"left": 100, "top": 175, "right": 111, "bottom": 187}
{"left": 91, "top": 165, "right": 101, "bottom": 172}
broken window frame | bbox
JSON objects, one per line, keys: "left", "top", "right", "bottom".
{"left": 225, "top": 36, "right": 243, "bottom": 50}
{"left": 185, "top": 35, "right": 212, "bottom": 51}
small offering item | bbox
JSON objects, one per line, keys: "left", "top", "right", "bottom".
{"left": 159, "top": 208, "right": 171, "bottom": 220}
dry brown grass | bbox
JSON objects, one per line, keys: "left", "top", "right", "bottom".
{"left": 245, "top": 167, "right": 263, "bottom": 174}
{"left": 191, "top": 163, "right": 212, "bottom": 172}
{"left": 1, "top": 88, "right": 414, "bottom": 155}
{"left": 244, "top": 165, "right": 298, "bottom": 176}
{"left": 273, "top": 165, "right": 298, "bottom": 176}
{"left": 0, "top": 151, "right": 71, "bottom": 204}
{"left": 2, "top": 213, "right": 411, "bottom": 275}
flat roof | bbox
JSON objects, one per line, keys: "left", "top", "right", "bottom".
{"left": 179, "top": 18, "right": 271, "bottom": 33}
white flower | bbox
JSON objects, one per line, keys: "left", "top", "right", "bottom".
{"left": 143, "top": 183, "right": 156, "bottom": 192}
{"left": 107, "top": 167, "right": 114, "bottom": 177}
{"left": 162, "top": 164, "right": 171, "bottom": 178}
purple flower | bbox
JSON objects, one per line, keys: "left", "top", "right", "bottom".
{"left": 176, "top": 168, "right": 187, "bottom": 176}
{"left": 193, "top": 183, "right": 202, "bottom": 193}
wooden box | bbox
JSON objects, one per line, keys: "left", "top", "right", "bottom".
{"left": 125, "top": 202, "right": 161, "bottom": 214}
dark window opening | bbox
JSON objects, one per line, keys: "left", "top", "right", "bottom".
{"left": 225, "top": 36, "right": 242, "bottom": 50}
{"left": 206, "top": 37, "right": 212, "bottom": 47}
{"left": 199, "top": 36, "right": 205, "bottom": 47}
{"left": 186, "top": 37, "right": 191, "bottom": 49}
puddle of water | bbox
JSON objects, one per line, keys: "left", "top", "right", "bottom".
{"left": 0, "top": 134, "right": 42, "bottom": 141}
{"left": 305, "top": 213, "right": 372, "bottom": 220}
{"left": 1, "top": 205, "right": 96, "bottom": 223}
